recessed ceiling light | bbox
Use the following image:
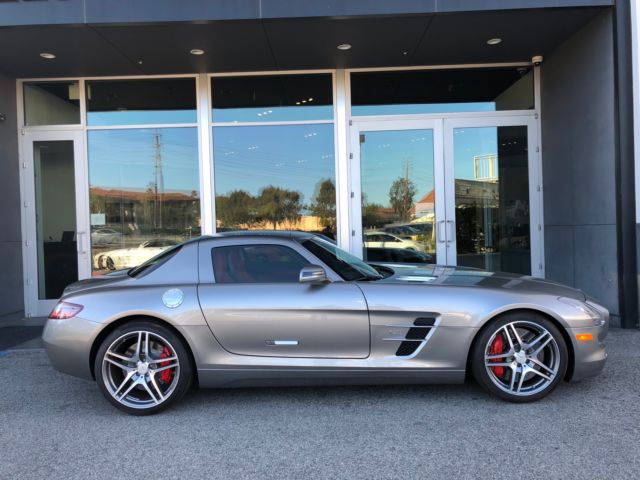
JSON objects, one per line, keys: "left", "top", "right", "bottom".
{"left": 40, "top": 52, "right": 56, "bottom": 59}
{"left": 190, "top": 49, "right": 205, "bottom": 55}
{"left": 337, "top": 43, "right": 352, "bottom": 51}
{"left": 486, "top": 38, "right": 502, "bottom": 46}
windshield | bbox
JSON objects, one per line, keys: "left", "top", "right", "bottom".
{"left": 128, "top": 245, "right": 182, "bottom": 278}
{"left": 302, "top": 237, "right": 382, "bottom": 281}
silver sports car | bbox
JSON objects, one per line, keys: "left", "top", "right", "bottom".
{"left": 43, "top": 232, "right": 608, "bottom": 415}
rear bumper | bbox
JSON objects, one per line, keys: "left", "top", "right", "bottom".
{"left": 42, "top": 316, "right": 103, "bottom": 381}
{"left": 568, "top": 324, "right": 608, "bottom": 381}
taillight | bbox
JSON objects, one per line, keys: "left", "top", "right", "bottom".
{"left": 49, "top": 302, "right": 83, "bottom": 320}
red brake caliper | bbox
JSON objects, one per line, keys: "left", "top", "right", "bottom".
{"left": 159, "top": 346, "right": 174, "bottom": 384}
{"left": 489, "top": 334, "right": 505, "bottom": 377}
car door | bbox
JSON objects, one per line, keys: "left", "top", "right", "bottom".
{"left": 197, "top": 238, "right": 370, "bottom": 358}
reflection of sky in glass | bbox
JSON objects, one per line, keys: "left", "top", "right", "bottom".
{"left": 88, "top": 128, "right": 200, "bottom": 193}
{"left": 213, "top": 105, "right": 333, "bottom": 123}
{"left": 453, "top": 127, "right": 498, "bottom": 180}
{"left": 353, "top": 102, "right": 495, "bottom": 116}
{"left": 87, "top": 110, "right": 197, "bottom": 126}
{"left": 360, "top": 130, "right": 434, "bottom": 206}
{"left": 213, "top": 124, "right": 335, "bottom": 209}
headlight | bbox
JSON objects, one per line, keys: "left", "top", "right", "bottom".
{"left": 558, "top": 297, "right": 605, "bottom": 326}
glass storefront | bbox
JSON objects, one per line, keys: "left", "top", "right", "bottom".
{"left": 452, "top": 126, "right": 531, "bottom": 274}
{"left": 359, "top": 129, "right": 436, "bottom": 264}
{"left": 20, "top": 67, "right": 542, "bottom": 313}
{"left": 88, "top": 128, "right": 200, "bottom": 275}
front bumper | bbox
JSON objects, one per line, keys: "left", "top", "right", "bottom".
{"left": 42, "top": 316, "right": 104, "bottom": 381}
{"left": 568, "top": 323, "right": 608, "bottom": 381}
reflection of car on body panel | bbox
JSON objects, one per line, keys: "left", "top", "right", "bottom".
{"left": 93, "top": 238, "right": 177, "bottom": 271}
{"left": 365, "top": 247, "right": 433, "bottom": 264}
{"left": 364, "top": 232, "right": 425, "bottom": 251}
{"left": 44, "top": 231, "right": 608, "bottom": 415}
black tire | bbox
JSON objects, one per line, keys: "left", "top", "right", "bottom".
{"left": 471, "top": 312, "right": 568, "bottom": 403}
{"left": 94, "top": 320, "right": 193, "bottom": 415}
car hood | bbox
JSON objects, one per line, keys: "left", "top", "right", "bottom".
{"left": 62, "top": 270, "right": 131, "bottom": 296}
{"left": 375, "top": 264, "right": 586, "bottom": 301}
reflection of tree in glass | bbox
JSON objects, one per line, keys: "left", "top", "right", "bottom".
{"left": 361, "top": 193, "right": 384, "bottom": 229}
{"left": 389, "top": 177, "right": 417, "bottom": 222}
{"left": 309, "top": 179, "right": 336, "bottom": 230}
{"left": 216, "top": 190, "right": 255, "bottom": 228}
{"left": 256, "top": 186, "right": 302, "bottom": 229}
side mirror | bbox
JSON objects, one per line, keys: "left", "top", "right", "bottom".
{"left": 299, "top": 265, "right": 329, "bottom": 285}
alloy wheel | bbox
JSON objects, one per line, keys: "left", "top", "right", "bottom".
{"left": 483, "top": 321, "right": 561, "bottom": 396}
{"left": 101, "top": 330, "right": 181, "bottom": 410}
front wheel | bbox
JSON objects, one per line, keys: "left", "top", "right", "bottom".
{"left": 471, "top": 312, "right": 568, "bottom": 402}
{"left": 94, "top": 321, "right": 193, "bottom": 415}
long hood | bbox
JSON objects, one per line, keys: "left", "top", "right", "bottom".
{"left": 377, "top": 264, "right": 586, "bottom": 301}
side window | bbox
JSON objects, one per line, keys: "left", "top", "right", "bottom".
{"left": 212, "top": 244, "right": 308, "bottom": 284}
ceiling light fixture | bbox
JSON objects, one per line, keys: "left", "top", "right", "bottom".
{"left": 337, "top": 43, "right": 352, "bottom": 51}
{"left": 190, "top": 49, "right": 205, "bottom": 55}
{"left": 40, "top": 52, "right": 56, "bottom": 59}
{"left": 486, "top": 38, "right": 502, "bottom": 46}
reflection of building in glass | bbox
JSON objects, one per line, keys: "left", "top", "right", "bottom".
{"left": 473, "top": 154, "right": 499, "bottom": 181}
{"left": 90, "top": 187, "right": 200, "bottom": 235}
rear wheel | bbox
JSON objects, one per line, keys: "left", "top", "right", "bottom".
{"left": 94, "top": 321, "right": 192, "bottom": 415}
{"left": 471, "top": 312, "right": 568, "bottom": 402}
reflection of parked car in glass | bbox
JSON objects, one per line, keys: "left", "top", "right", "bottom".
{"left": 365, "top": 248, "right": 433, "bottom": 264}
{"left": 91, "top": 228, "right": 120, "bottom": 245}
{"left": 94, "top": 238, "right": 178, "bottom": 271}
{"left": 364, "top": 232, "right": 425, "bottom": 251}
{"left": 383, "top": 225, "right": 420, "bottom": 238}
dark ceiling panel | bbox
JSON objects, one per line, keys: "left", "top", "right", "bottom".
{"left": 412, "top": 8, "right": 605, "bottom": 65}
{"left": 263, "top": 16, "right": 432, "bottom": 70}
{"left": 93, "top": 22, "right": 276, "bottom": 74}
{"left": 0, "top": 25, "right": 140, "bottom": 77}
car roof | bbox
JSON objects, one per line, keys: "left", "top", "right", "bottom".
{"left": 205, "top": 230, "right": 316, "bottom": 241}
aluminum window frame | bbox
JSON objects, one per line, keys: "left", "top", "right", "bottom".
{"left": 16, "top": 62, "right": 544, "bottom": 316}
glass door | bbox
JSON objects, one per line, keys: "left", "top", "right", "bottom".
{"left": 443, "top": 116, "right": 542, "bottom": 276}
{"left": 349, "top": 119, "right": 446, "bottom": 265}
{"left": 22, "top": 130, "right": 89, "bottom": 317}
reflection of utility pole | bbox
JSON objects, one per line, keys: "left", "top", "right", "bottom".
{"left": 153, "top": 131, "right": 164, "bottom": 229}
{"left": 402, "top": 159, "right": 412, "bottom": 222}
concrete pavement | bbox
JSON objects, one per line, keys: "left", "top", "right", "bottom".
{"left": 0, "top": 329, "right": 638, "bottom": 479}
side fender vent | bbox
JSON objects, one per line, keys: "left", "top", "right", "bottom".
{"left": 385, "top": 317, "right": 438, "bottom": 358}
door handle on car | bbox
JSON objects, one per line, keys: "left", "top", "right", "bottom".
{"left": 265, "top": 340, "right": 299, "bottom": 346}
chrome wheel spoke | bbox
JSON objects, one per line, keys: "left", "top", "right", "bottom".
{"left": 485, "top": 352, "right": 513, "bottom": 361}
{"left": 485, "top": 361, "right": 513, "bottom": 367}
{"left": 142, "top": 332, "right": 150, "bottom": 357}
{"left": 516, "top": 367, "right": 526, "bottom": 393}
{"left": 117, "top": 375, "right": 141, "bottom": 399}
{"left": 148, "top": 374, "right": 166, "bottom": 403}
{"left": 528, "top": 357, "right": 555, "bottom": 376}
{"left": 104, "top": 356, "right": 134, "bottom": 372}
{"left": 501, "top": 326, "right": 515, "bottom": 350}
{"left": 531, "top": 337, "right": 553, "bottom": 357}
{"left": 152, "top": 362, "right": 179, "bottom": 374}
{"left": 509, "top": 324, "right": 524, "bottom": 349}
{"left": 134, "top": 331, "right": 143, "bottom": 357}
{"left": 525, "top": 331, "right": 549, "bottom": 350}
{"left": 508, "top": 366, "right": 517, "bottom": 392}
{"left": 140, "top": 378, "right": 160, "bottom": 405}
{"left": 113, "top": 370, "right": 136, "bottom": 397}
{"left": 527, "top": 366, "right": 553, "bottom": 382}
{"left": 148, "top": 356, "right": 178, "bottom": 365}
